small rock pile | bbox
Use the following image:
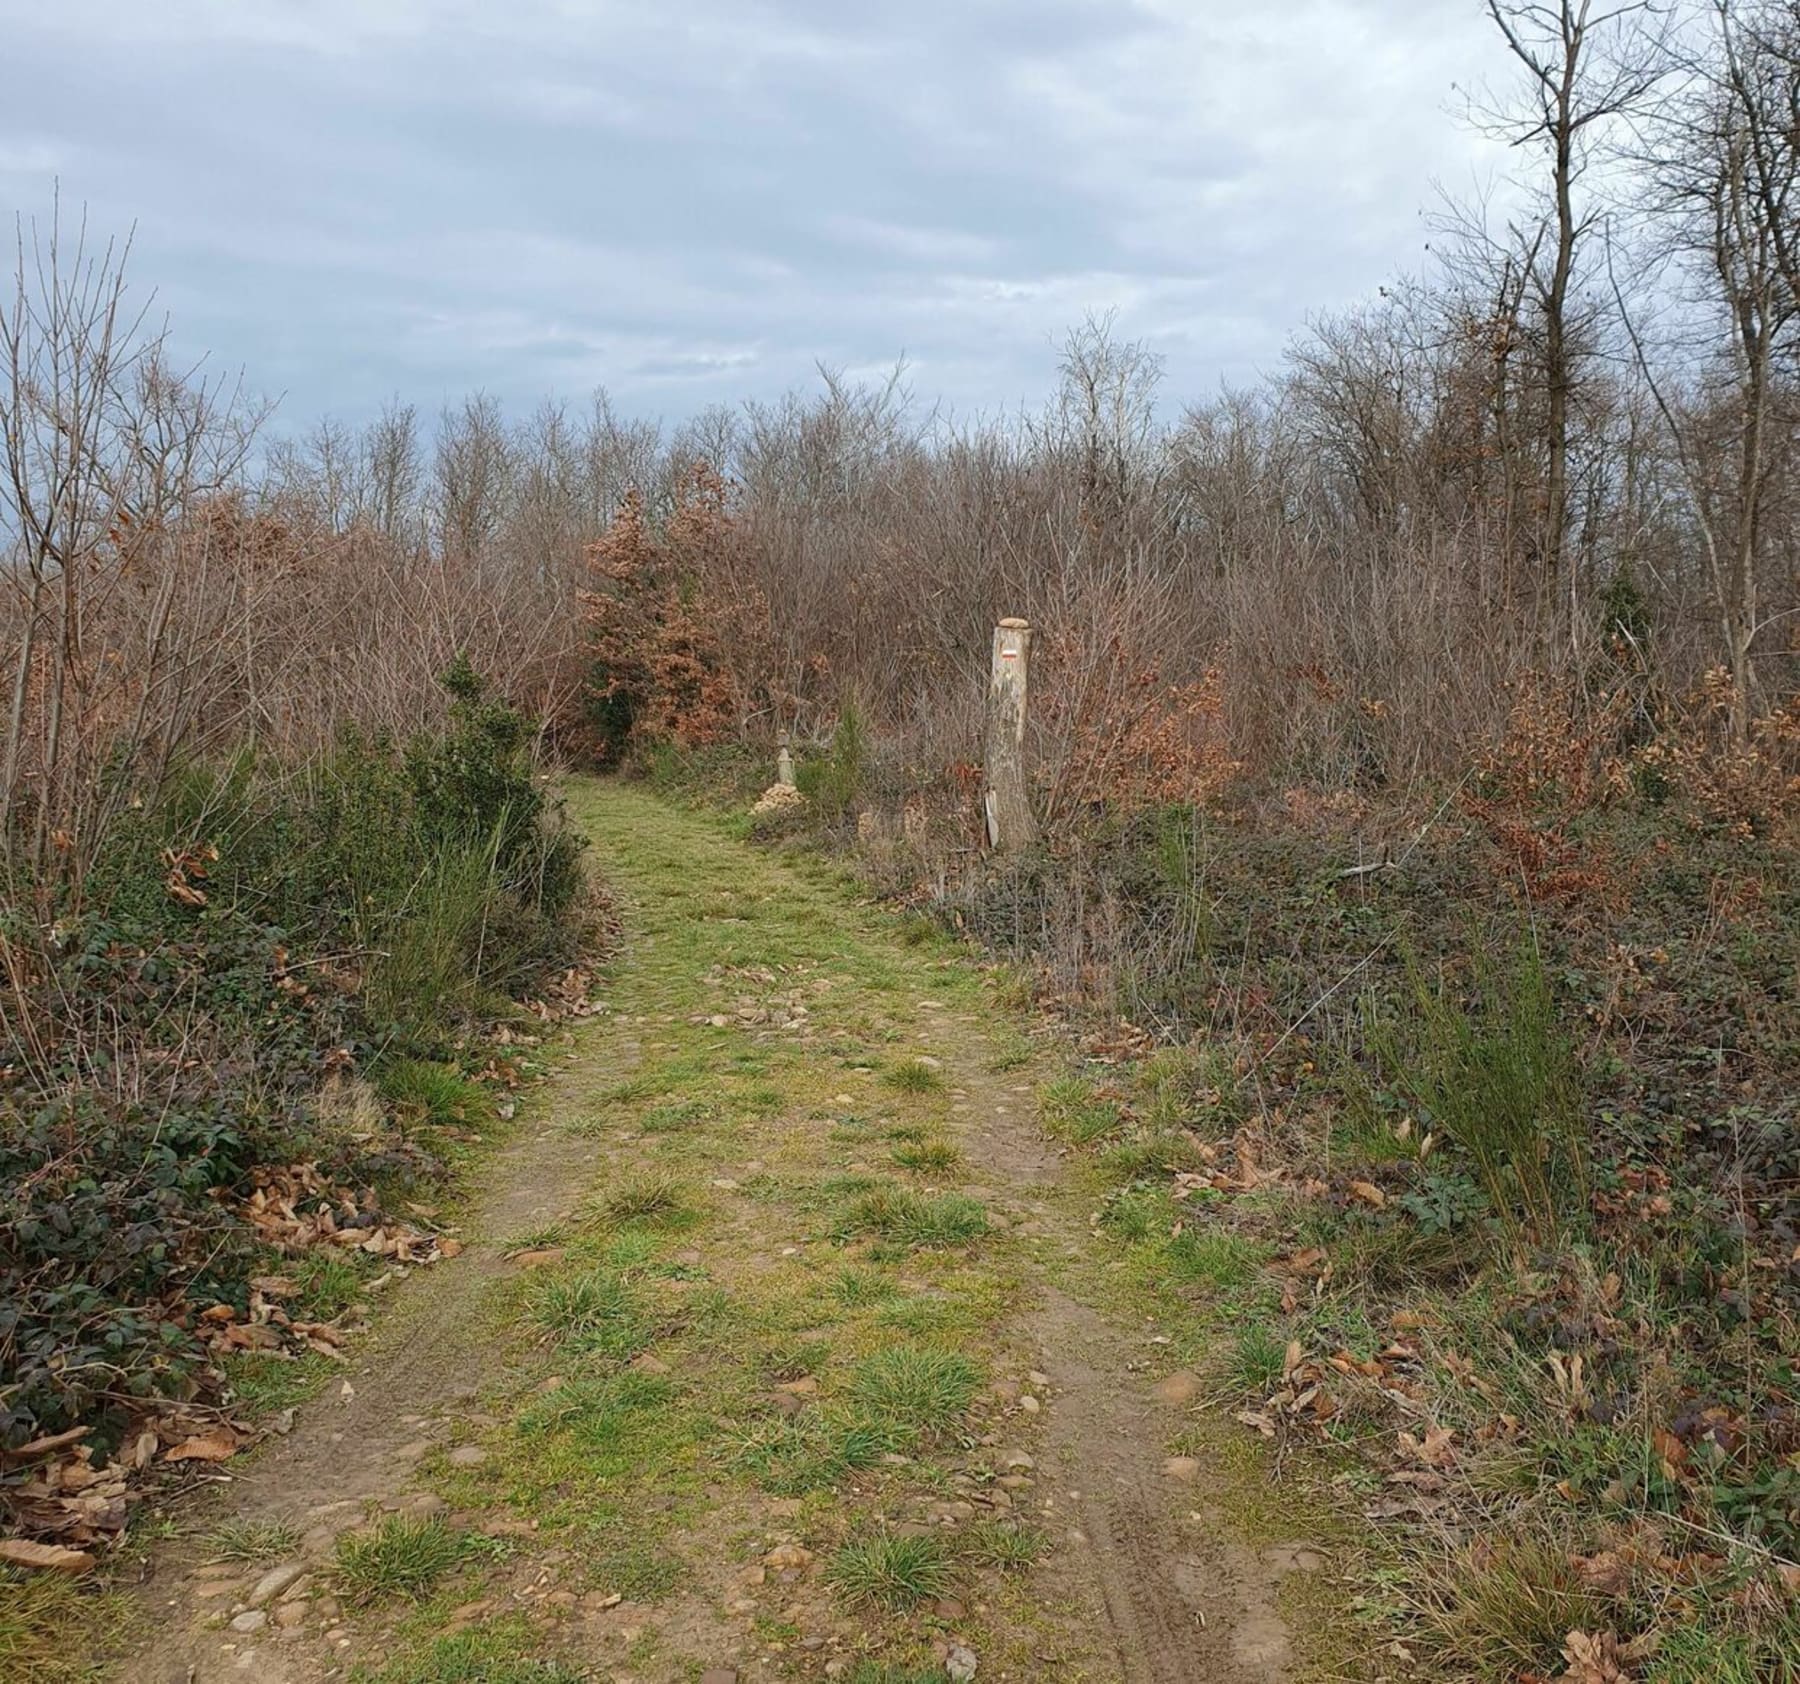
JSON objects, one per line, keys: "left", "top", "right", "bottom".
{"left": 750, "top": 783, "right": 804, "bottom": 817}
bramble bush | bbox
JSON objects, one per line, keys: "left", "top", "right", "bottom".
{"left": 0, "top": 662, "right": 591, "bottom": 1454}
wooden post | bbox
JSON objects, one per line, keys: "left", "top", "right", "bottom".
{"left": 984, "top": 617, "right": 1037, "bottom": 852}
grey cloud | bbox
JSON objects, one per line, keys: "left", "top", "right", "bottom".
{"left": 0, "top": 0, "right": 1514, "bottom": 431}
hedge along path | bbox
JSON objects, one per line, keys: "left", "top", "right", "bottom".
{"left": 121, "top": 781, "right": 1334, "bottom": 1684}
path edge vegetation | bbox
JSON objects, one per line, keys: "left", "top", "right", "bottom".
{"left": 0, "top": 663, "right": 607, "bottom": 1683}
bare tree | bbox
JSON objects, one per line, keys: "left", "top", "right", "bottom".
{"left": 1048, "top": 311, "right": 1165, "bottom": 522}
{"left": 0, "top": 200, "right": 259, "bottom": 881}
{"left": 1630, "top": 0, "right": 1800, "bottom": 736}
{"left": 1479, "top": 0, "right": 1668, "bottom": 624}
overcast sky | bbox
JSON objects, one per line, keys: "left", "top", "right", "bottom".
{"left": 0, "top": 0, "right": 1515, "bottom": 429}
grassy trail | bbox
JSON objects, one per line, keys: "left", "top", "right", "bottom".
{"left": 120, "top": 782, "right": 1334, "bottom": 1684}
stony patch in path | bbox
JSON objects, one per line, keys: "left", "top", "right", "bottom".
{"left": 118, "top": 783, "right": 1332, "bottom": 1684}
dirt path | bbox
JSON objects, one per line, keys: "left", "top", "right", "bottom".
{"left": 120, "top": 783, "right": 1329, "bottom": 1684}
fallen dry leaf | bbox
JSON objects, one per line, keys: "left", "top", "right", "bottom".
{"left": 1559, "top": 1627, "right": 1658, "bottom": 1684}
{"left": 0, "top": 1426, "right": 91, "bottom": 1463}
{"left": 1572, "top": 1551, "right": 1633, "bottom": 1597}
{"left": 1398, "top": 1423, "right": 1457, "bottom": 1468}
{"left": 0, "top": 1538, "right": 95, "bottom": 1573}
{"left": 162, "top": 1430, "right": 238, "bottom": 1464}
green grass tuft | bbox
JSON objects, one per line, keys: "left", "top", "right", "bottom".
{"left": 597, "top": 1173, "right": 692, "bottom": 1226}
{"left": 843, "top": 1187, "right": 990, "bottom": 1250}
{"left": 1420, "top": 1533, "right": 1612, "bottom": 1679}
{"left": 1163, "top": 1227, "right": 1262, "bottom": 1292}
{"left": 962, "top": 1518, "right": 1049, "bottom": 1569}
{"left": 334, "top": 1515, "right": 474, "bottom": 1606}
{"left": 378, "top": 1058, "right": 488, "bottom": 1128}
{"left": 517, "top": 1371, "right": 674, "bottom": 1444}
{"left": 1041, "top": 1075, "right": 1123, "bottom": 1144}
{"left": 850, "top": 1346, "right": 982, "bottom": 1441}
{"left": 362, "top": 1618, "right": 590, "bottom": 1683}
{"left": 638, "top": 1098, "right": 710, "bottom": 1134}
{"left": 830, "top": 1265, "right": 900, "bottom": 1307}
{"left": 828, "top": 1531, "right": 954, "bottom": 1610}
{"left": 204, "top": 1517, "right": 301, "bottom": 1564}
{"left": 530, "top": 1266, "right": 648, "bottom": 1358}
{"left": 1362, "top": 942, "right": 1584, "bottom": 1248}
{"left": 1224, "top": 1323, "right": 1288, "bottom": 1397}
{"left": 890, "top": 1136, "right": 964, "bottom": 1176}
{"left": 881, "top": 1058, "right": 945, "bottom": 1093}
{"left": 732, "top": 1408, "right": 886, "bottom": 1494}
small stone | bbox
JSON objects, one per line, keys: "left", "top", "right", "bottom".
{"left": 448, "top": 1445, "right": 488, "bottom": 1468}
{"left": 763, "top": 1544, "right": 814, "bottom": 1572}
{"left": 631, "top": 1353, "right": 671, "bottom": 1376}
{"left": 304, "top": 1498, "right": 363, "bottom": 1523}
{"left": 1152, "top": 1372, "right": 1202, "bottom": 1407}
{"left": 946, "top": 1644, "right": 978, "bottom": 1681}
{"left": 1162, "top": 1456, "right": 1201, "bottom": 1482}
{"left": 1027, "top": 1370, "right": 1050, "bottom": 1387}
{"left": 272, "top": 1602, "right": 307, "bottom": 1630}
{"left": 1000, "top": 1450, "right": 1034, "bottom": 1470}
{"left": 1018, "top": 1394, "right": 1040, "bottom": 1414}
{"left": 228, "top": 1610, "right": 267, "bottom": 1634}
